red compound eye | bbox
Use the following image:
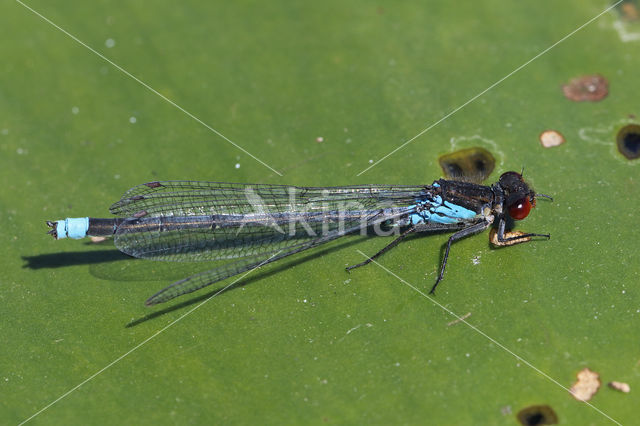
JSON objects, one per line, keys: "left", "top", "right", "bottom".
{"left": 508, "top": 198, "right": 532, "bottom": 220}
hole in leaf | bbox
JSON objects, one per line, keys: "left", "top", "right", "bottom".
{"left": 516, "top": 405, "right": 558, "bottom": 426}
{"left": 617, "top": 124, "right": 640, "bottom": 159}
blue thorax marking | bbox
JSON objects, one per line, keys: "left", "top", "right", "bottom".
{"left": 407, "top": 192, "right": 478, "bottom": 225}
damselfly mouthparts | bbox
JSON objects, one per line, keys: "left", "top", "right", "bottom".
{"left": 47, "top": 171, "right": 551, "bottom": 306}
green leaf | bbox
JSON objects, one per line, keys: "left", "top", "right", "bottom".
{"left": 3, "top": 1, "right": 638, "bottom": 424}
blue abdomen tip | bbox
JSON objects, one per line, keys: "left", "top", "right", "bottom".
{"left": 56, "top": 217, "right": 89, "bottom": 239}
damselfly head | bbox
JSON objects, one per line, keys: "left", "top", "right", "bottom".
{"left": 498, "top": 171, "right": 538, "bottom": 221}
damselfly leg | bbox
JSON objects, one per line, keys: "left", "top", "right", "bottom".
{"left": 431, "top": 219, "right": 492, "bottom": 293}
{"left": 346, "top": 226, "right": 418, "bottom": 271}
{"left": 495, "top": 216, "right": 551, "bottom": 244}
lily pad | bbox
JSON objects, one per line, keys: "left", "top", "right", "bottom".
{"left": 2, "top": 1, "right": 638, "bottom": 424}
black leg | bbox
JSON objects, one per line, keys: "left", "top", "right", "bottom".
{"left": 430, "top": 220, "right": 491, "bottom": 294}
{"left": 346, "top": 226, "right": 417, "bottom": 272}
{"left": 496, "top": 217, "right": 550, "bottom": 243}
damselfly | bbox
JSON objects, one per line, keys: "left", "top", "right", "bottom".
{"left": 47, "top": 171, "right": 551, "bottom": 306}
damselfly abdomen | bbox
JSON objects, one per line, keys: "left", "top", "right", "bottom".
{"left": 47, "top": 171, "right": 551, "bottom": 306}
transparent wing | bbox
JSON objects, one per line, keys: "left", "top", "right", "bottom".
{"left": 110, "top": 180, "right": 427, "bottom": 216}
{"left": 145, "top": 255, "right": 275, "bottom": 305}
{"left": 144, "top": 219, "right": 380, "bottom": 305}
{"left": 110, "top": 181, "right": 425, "bottom": 262}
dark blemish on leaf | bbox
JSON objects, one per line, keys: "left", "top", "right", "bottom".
{"left": 443, "top": 162, "right": 463, "bottom": 177}
{"left": 539, "top": 130, "right": 565, "bottom": 148}
{"left": 516, "top": 405, "right": 558, "bottom": 426}
{"left": 438, "top": 147, "right": 495, "bottom": 183}
{"left": 562, "top": 75, "right": 608, "bottom": 102}
{"left": 145, "top": 181, "right": 163, "bottom": 188}
{"left": 616, "top": 124, "right": 640, "bottom": 159}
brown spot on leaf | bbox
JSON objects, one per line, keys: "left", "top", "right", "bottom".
{"left": 570, "top": 367, "right": 600, "bottom": 401}
{"left": 562, "top": 75, "right": 608, "bottom": 102}
{"left": 447, "top": 312, "right": 471, "bottom": 326}
{"left": 621, "top": 2, "right": 639, "bottom": 21}
{"left": 608, "top": 381, "right": 630, "bottom": 393}
{"left": 539, "top": 130, "right": 565, "bottom": 148}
